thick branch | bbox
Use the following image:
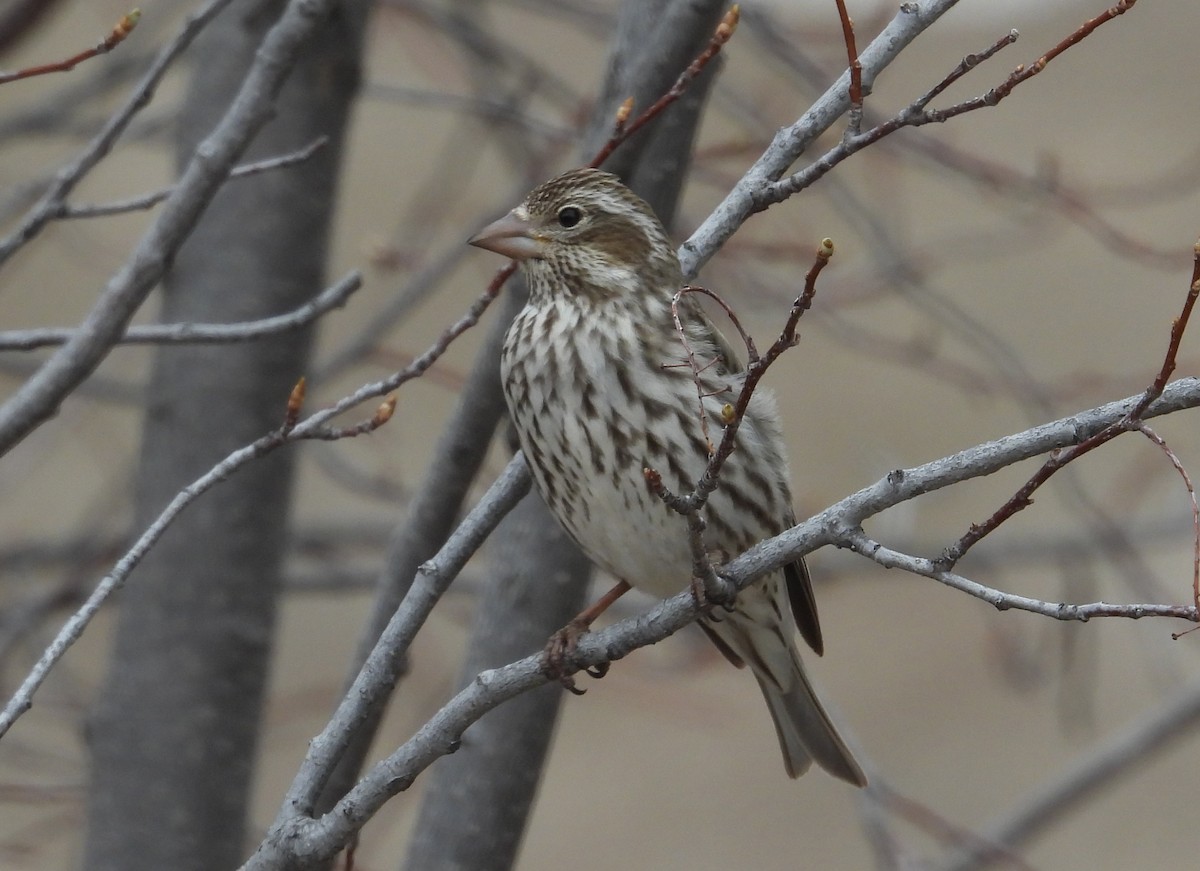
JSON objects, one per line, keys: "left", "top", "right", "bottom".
{"left": 240, "top": 377, "right": 1200, "bottom": 868}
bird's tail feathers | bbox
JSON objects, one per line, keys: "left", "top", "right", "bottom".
{"left": 707, "top": 609, "right": 866, "bottom": 786}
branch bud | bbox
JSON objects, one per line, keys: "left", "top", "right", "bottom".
{"left": 373, "top": 395, "right": 397, "bottom": 427}
{"left": 715, "top": 5, "right": 740, "bottom": 44}
{"left": 284, "top": 376, "right": 306, "bottom": 430}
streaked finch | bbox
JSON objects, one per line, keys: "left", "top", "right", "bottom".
{"left": 470, "top": 167, "right": 865, "bottom": 785}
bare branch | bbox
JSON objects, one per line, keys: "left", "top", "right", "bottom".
{"left": 249, "top": 456, "right": 532, "bottom": 860}
{"left": 245, "top": 375, "right": 1200, "bottom": 867}
{"left": 755, "top": 6, "right": 1131, "bottom": 210}
{"left": 938, "top": 239, "right": 1200, "bottom": 568}
{"left": 841, "top": 527, "right": 1193, "bottom": 621}
{"left": 0, "top": 266, "right": 506, "bottom": 738}
{"left": 680, "top": 0, "right": 1138, "bottom": 278}
{"left": 680, "top": 0, "right": 963, "bottom": 277}
{"left": 0, "top": 271, "right": 360, "bottom": 351}
{"left": 0, "top": 0, "right": 236, "bottom": 266}
{"left": 0, "top": 0, "right": 342, "bottom": 459}
{"left": 56, "top": 136, "right": 328, "bottom": 220}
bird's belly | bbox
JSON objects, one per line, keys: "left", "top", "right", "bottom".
{"left": 562, "top": 458, "right": 695, "bottom": 599}
{"left": 501, "top": 303, "right": 782, "bottom": 601}
{"left": 506, "top": 381, "right": 700, "bottom": 597}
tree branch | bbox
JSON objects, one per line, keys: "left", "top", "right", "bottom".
{"left": 0, "top": 0, "right": 336, "bottom": 458}
{"left": 0, "top": 270, "right": 359, "bottom": 350}
{"left": 240, "top": 375, "right": 1200, "bottom": 868}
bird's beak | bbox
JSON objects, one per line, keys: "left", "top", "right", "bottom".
{"left": 468, "top": 210, "right": 545, "bottom": 261}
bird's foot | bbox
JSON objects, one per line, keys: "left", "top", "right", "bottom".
{"left": 543, "top": 618, "right": 609, "bottom": 695}
{"left": 689, "top": 570, "right": 738, "bottom": 615}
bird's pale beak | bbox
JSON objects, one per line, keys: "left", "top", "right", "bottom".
{"left": 468, "top": 211, "right": 544, "bottom": 261}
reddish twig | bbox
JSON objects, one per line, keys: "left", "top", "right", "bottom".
{"left": 588, "top": 4, "right": 740, "bottom": 169}
{"left": 938, "top": 237, "right": 1200, "bottom": 570}
{"left": 1133, "top": 423, "right": 1200, "bottom": 616}
{"left": 982, "top": 0, "right": 1137, "bottom": 107}
{"left": 912, "top": 29, "right": 1020, "bottom": 113}
{"left": 833, "top": 0, "right": 863, "bottom": 134}
{"left": 675, "top": 284, "right": 758, "bottom": 360}
{"left": 760, "top": 2, "right": 1136, "bottom": 209}
{"left": 0, "top": 9, "right": 140, "bottom": 85}
{"left": 713, "top": 237, "right": 832, "bottom": 479}
{"left": 668, "top": 284, "right": 756, "bottom": 453}
{"left": 651, "top": 238, "right": 834, "bottom": 601}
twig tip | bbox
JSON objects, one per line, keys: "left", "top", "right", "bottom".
{"left": 716, "top": 5, "right": 740, "bottom": 43}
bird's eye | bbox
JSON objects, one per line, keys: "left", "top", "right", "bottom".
{"left": 556, "top": 206, "right": 583, "bottom": 228}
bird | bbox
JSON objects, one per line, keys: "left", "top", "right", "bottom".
{"left": 469, "top": 167, "right": 865, "bottom": 785}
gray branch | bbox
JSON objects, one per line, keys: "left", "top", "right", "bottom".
{"left": 56, "top": 135, "right": 328, "bottom": 219}
{"left": 679, "top": 0, "right": 962, "bottom": 278}
{"left": 0, "top": 0, "right": 237, "bottom": 265}
{"left": 0, "top": 0, "right": 339, "bottom": 458}
{"left": 240, "top": 377, "right": 1200, "bottom": 869}
{"left": 0, "top": 271, "right": 360, "bottom": 350}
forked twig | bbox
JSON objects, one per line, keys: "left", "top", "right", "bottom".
{"left": 759, "top": 1, "right": 1137, "bottom": 209}
{"left": 938, "top": 239, "right": 1200, "bottom": 581}
{"left": 0, "top": 263, "right": 513, "bottom": 740}
{"left": 58, "top": 137, "right": 328, "bottom": 220}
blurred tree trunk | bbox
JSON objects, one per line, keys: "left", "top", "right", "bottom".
{"left": 400, "top": 2, "right": 726, "bottom": 869}
{"left": 83, "top": 2, "right": 369, "bottom": 869}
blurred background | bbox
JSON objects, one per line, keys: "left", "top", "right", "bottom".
{"left": 1, "top": 0, "right": 1198, "bottom": 868}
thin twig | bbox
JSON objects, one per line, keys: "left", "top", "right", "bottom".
{"left": 0, "top": 267, "right": 508, "bottom": 739}
{"left": 832, "top": 0, "right": 862, "bottom": 134}
{"left": 0, "top": 270, "right": 359, "bottom": 351}
{"left": 0, "top": 0, "right": 236, "bottom": 266}
{"left": 842, "top": 527, "right": 1194, "bottom": 621}
{"left": 939, "top": 237, "right": 1200, "bottom": 569}
{"left": 756, "top": 4, "right": 1135, "bottom": 211}
{"left": 1134, "top": 423, "right": 1200, "bottom": 618}
{"left": 588, "top": 4, "right": 739, "bottom": 169}
{"left": 652, "top": 238, "right": 834, "bottom": 602}
{"left": 0, "top": 8, "right": 140, "bottom": 85}
{"left": 57, "top": 136, "right": 328, "bottom": 219}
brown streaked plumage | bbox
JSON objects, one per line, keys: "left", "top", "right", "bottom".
{"left": 470, "top": 167, "right": 865, "bottom": 786}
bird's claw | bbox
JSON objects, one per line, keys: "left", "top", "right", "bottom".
{"left": 689, "top": 572, "right": 737, "bottom": 614}
{"left": 542, "top": 618, "right": 609, "bottom": 695}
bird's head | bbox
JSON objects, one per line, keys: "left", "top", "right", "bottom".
{"left": 469, "top": 168, "right": 680, "bottom": 303}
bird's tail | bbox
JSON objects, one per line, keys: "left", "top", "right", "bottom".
{"left": 703, "top": 604, "right": 866, "bottom": 786}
